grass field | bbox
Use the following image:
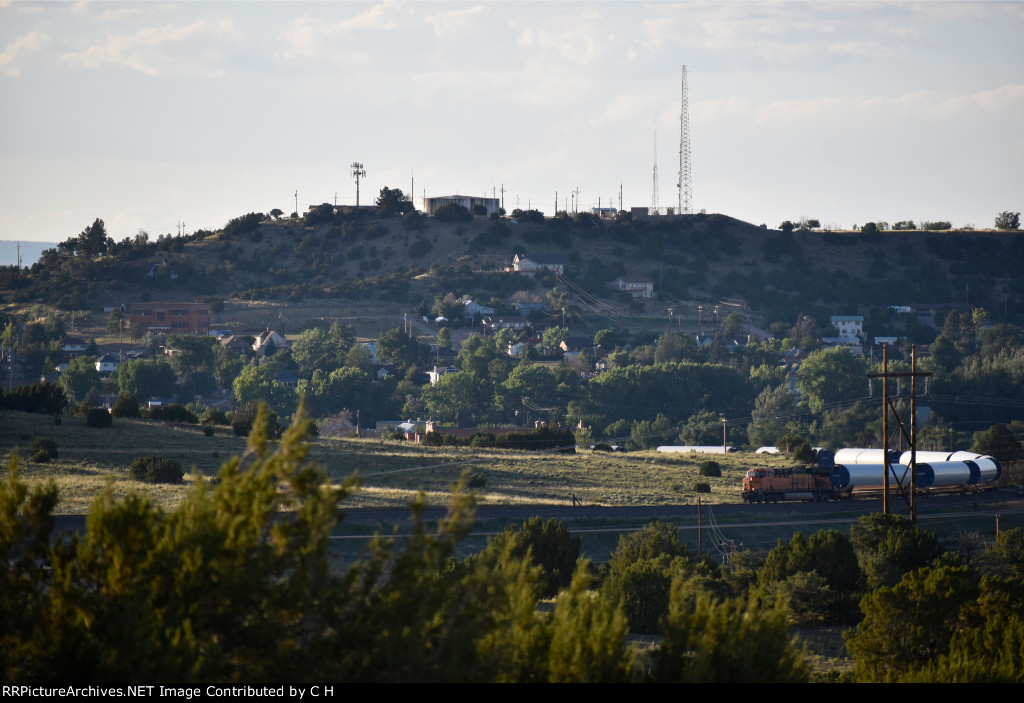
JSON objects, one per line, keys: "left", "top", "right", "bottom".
{"left": 2, "top": 408, "right": 797, "bottom": 514}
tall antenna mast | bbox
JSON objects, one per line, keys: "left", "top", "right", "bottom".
{"left": 350, "top": 162, "right": 366, "bottom": 207}
{"left": 651, "top": 129, "right": 660, "bottom": 214}
{"left": 677, "top": 65, "right": 692, "bottom": 214}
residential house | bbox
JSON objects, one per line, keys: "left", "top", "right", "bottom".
{"left": 95, "top": 353, "right": 120, "bottom": 374}
{"left": 512, "top": 254, "right": 566, "bottom": 277}
{"left": 463, "top": 300, "right": 495, "bottom": 320}
{"left": 428, "top": 365, "right": 458, "bottom": 385}
{"left": 610, "top": 276, "right": 655, "bottom": 299}
{"left": 830, "top": 315, "right": 864, "bottom": 341}
{"left": 508, "top": 336, "right": 541, "bottom": 358}
{"left": 823, "top": 315, "right": 865, "bottom": 354}
{"left": 253, "top": 329, "right": 289, "bottom": 355}
{"left": 482, "top": 315, "right": 534, "bottom": 335}
{"left": 62, "top": 337, "right": 88, "bottom": 354}
{"left": 219, "top": 335, "right": 254, "bottom": 357}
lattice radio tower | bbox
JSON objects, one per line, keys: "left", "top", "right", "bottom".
{"left": 677, "top": 65, "right": 692, "bottom": 214}
{"left": 651, "top": 129, "right": 659, "bottom": 214}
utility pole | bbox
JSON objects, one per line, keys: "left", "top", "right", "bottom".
{"left": 869, "top": 344, "right": 931, "bottom": 523}
{"left": 351, "top": 162, "right": 366, "bottom": 207}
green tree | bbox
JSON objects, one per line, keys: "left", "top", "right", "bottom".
{"left": 994, "top": 211, "right": 1020, "bottom": 231}
{"left": 292, "top": 328, "right": 343, "bottom": 376}
{"left": 233, "top": 363, "right": 297, "bottom": 418}
{"left": 846, "top": 565, "right": 978, "bottom": 682}
{"left": 116, "top": 359, "right": 177, "bottom": 400}
{"left": 482, "top": 517, "right": 581, "bottom": 598}
{"left": 497, "top": 363, "right": 559, "bottom": 420}
{"left": 796, "top": 346, "right": 869, "bottom": 414}
{"left": 377, "top": 327, "right": 420, "bottom": 368}
{"left": 436, "top": 327, "right": 451, "bottom": 350}
{"left": 541, "top": 326, "right": 569, "bottom": 353}
{"left": 654, "top": 332, "right": 696, "bottom": 364}
{"left": 650, "top": 587, "right": 808, "bottom": 682}
{"left": 758, "top": 529, "right": 862, "bottom": 624}
{"left": 971, "top": 422, "right": 1023, "bottom": 462}
{"left": 679, "top": 409, "right": 729, "bottom": 446}
{"left": 978, "top": 528, "right": 1024, "bottom": 581}
{"left": 375, "top": 192, "right": 416, "bottom": 223}
{"left": 422, "top": 371, "right": 487, "bottom": 425}
{"left": 75, "top": 218, "right": 110, "bottom": 257}
{"left": 106, "top": 308, "right": 127, "bottom": 339}
{"left": 722, "top": 312, "right": 743, "bottom": 339}
{"left": 747, "top": 384, "right": 799, "bottom": 447}
{"left": 61, "top": 355, "right": 102, "bottom": 403}
{"left": 850, "top": 513, "right": 943, "bottom": 590}
{"left": 594, "top": 329, "right": 625, "bottom": 351}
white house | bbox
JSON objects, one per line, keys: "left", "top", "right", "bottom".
{"left": 463, "top": 300, "right": 495, "bottom": 319}
{"left": 95, "top": 353, "right": 120, "bottom": 374}
{"left": 427, "top": 365, "right": 458, "bottom": 385}
{"left": 830, "top": 315, "right": 863, "bottom": 340}
{"left": 512, "top": 254, "right": 565, "bottom": 277}
{"left": 611, "top": 276, "right": 655, "bottom": 299}
{"left": 253, "top": 330, "right": 290, "bottom": 355}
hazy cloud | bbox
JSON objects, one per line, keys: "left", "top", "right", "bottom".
{"left": 62, "top": 17, "right": 238, "bottom": 76}
{"left": 0, "top": 30, "right": 48, "bottom": 77}
{"left": 424, "top": 4, "right": 485, "bottom": 39}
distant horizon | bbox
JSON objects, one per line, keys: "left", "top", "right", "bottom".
{"left": 0, "top": 240, "right": 57, "bottom": 268}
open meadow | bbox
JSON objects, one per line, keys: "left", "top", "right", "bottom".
{"left": 1, "top": 408, "right": 795, "bottom": 515}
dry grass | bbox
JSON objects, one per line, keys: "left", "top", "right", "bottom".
{"left": 2, "top": 409, "right": 794, "bottom": 514}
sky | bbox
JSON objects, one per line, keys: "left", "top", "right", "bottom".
{"left": 1, "top": 0, "right": 1022, "bottom": 245}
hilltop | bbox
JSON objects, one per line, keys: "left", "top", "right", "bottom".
{"left": 4, "top": 207, "right": 1021, "bottom": 343}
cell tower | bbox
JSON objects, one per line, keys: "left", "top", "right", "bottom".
{"left": 651, "top": 130, "right": 659, "bottom": 215}
{"left": 677, "top": 65, "right": 692, "bottom": 214}
{"left": 351, "top": 162, "right": 366, "bottom": 206}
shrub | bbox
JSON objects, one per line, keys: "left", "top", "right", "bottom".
{"left": 484, "top": 517, "right": 580, "bottom": 598}
{"left": 466, "top": 471, "right": 487, "bottom": 488}
{"left": 203, "top": 426, "right": 215, "bottom": 437}
{"left": 148, "top": 403, "right": 198, "bottom": 424}
{"left": 693, "top": 481, "right": 711, "bottom": 493}
{"left": 86, "top": 408, "right": 112, "bottom": 428}
{"left": 792, "top": 440, "right": 816, "bottom": 463}
{"left": 698, "top": 461, "right": 721, "bottom": 477}
{"left": 129, "top": 455, "right": 184, "bottom": 484}
{"left": 111, "top": 393, "right": 140, "bottom": 418}
{"left": 30, "top": 437, "right": 58, "bottom": 461}
{"left": 202, "top": 408, "right": 229, "bottom": 426}
{"left": 31, "top": 450, "right": 51, "bottom": 464}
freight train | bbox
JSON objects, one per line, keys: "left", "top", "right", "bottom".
{"left": 741, "top": 450, "right": 1001, "bottom": 503}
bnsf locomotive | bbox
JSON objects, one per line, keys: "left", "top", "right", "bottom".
{"left": 741, "top": 449, "right": 1001, "bottom": 503}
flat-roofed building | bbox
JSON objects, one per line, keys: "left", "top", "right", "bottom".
{"left": 129, "top": 302, "right": 210, "bottom": 334}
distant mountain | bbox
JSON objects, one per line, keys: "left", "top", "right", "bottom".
{"left": 0, "top": 240, "right": 57, "bottom": 268}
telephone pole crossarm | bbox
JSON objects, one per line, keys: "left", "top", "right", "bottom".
{"left": 868, "top": 344, "right": 931, "bottom": 523}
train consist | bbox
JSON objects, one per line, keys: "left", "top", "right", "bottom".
{"left": 741, "top": 449, "right": 1001, "bottom": 503}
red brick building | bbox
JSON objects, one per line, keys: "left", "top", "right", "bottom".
{"left": 128, "top": 302, "right": 210, "bottom": 334}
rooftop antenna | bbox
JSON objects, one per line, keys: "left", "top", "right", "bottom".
{"left": 350, "top": 162, "right": 366, "bottom": 207}
{"left": 651, "top": 128, "right": 660, "bottom": 215}
{"left": 677, "top": 65, "right": 692, "bottom": 214}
